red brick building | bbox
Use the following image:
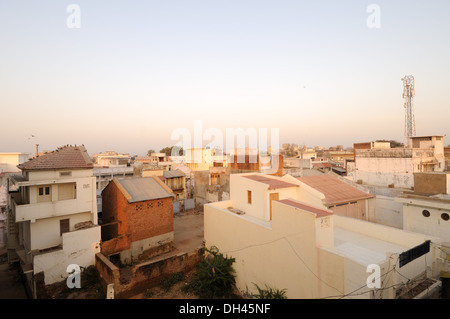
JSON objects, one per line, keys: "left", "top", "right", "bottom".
{"left": 101, "top": 176, "right": 174, "bottom": 264}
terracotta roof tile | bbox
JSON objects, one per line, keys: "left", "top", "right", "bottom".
{"left": 277, "top": 199, "right": 333, "bottom": 218}
{"left": 297, "top": 175, "right": 374, "bottom": 206}
{"left": 242, "top": 174, "right": 298, "bottom": 190}
{"left": 18, "top": 145, "right": 93, "bottom": 170}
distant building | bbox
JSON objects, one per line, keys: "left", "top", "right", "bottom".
{"left": 162, "top": 169, "right": 186, "bottom": 203}
{"left": 6, "top": 145, "right": 100, "bottom": 297}
{"left": 227, "top": 149, "right": 283, "bottom": 177}
{"left": 351, "top": 136, "right": 445, "bottom": 189}
{"left": 92, "top": 151, "right": 131, "bottom": 167}
{"left": 101, "top": 176, "right": 174, "bottom": 264}
{"left": 185, "top": 148, "right": 227, "bottom": 171}
{"left": 194, "top": 166, "right": 230, "bottom": 210}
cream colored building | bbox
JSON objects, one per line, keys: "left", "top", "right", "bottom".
{"left": 0, "top": 152, "right": 30, "bottom": 174}
{"left": 204, "top": 173, "right": 443, "bottom": 299}
{"left": 6, "top": 145, "right": 100, "bottom": 297}
{"left": 92, "top": 151, "right": 131, "bottom": 167}
{"left": 185, "top": 148, "right": 227, "bottom": 171}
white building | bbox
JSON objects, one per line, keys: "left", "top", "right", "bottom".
{"left": 352, "top": 136, "right": 445, "bottom": 189}
{"left": 6, "top": 145, "right": 100, "bottom": 297}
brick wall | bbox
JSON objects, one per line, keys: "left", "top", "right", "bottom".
{"left": 127, "top": 196, "right": 173, "bottom": 242}
{"left": 101, "top": 180, "right": 174, "bottom": 257}
{"left": 95, "top": 248, "right": 203, "bottom": 298}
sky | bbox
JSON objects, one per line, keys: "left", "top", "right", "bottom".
{"left": 1, "top": 0, "right": 449, "bottom": 156}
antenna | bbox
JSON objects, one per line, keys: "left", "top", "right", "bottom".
{"left": 402, "top": 75, "right": 416, "bottom": 145}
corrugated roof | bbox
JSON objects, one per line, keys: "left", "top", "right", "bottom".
{"left": 277, "top": 199, "right": 333, "bottom": 218}
{"left": 116, "top": 177, "right": 173, "bottom": 203}
{"left": 17, "top": 145, "right": 93, "bottom": 170}
{"left": 163, "top": 170, "right": 185, "bottom": 178}
{"left": 297, "top": 175, "right": 374, "bottom": 206}
{"left": 242, "top": 174, "right": 298, "bottom": 190}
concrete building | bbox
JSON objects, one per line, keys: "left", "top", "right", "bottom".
{"left": 161, "top": 169, "right": 186, "bottom": 203}
{"left": 0, "top": 152, "right": 30, "bottom": 175}
{"left": 92, "top": 151, "right": 131, "bottom": 167}
{"left": 204, "top": 173, "right": 443, "bottom": 299}
{"left": 351, "top": 136, "right": 445, "bottom": 189}
{"left": 6, "top": 145, "right": 100, "bottom": 297}
{"left": 227, "top": 149, "right": 283, "bottom": 177}
{"left": 194, "top": 167, "right": 230, "bottom": 210}
{"left": 185, "top": 148, "right": 227, "bottom": 171}
{"left": 100, "top": 176, "right": 174, "bottom": 265}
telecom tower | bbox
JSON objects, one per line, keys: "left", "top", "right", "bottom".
{"left": 402, "top": 75, "right": 416, "bottom": 144}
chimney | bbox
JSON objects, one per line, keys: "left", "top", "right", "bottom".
{"left": 36, "top": 144, "right": 39, "bottom": 157}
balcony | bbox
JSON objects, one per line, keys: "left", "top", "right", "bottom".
{"left": 14, "top": 198, "right": 93, "bottom": 223}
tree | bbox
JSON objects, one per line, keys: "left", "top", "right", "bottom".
{"left": 376, "top": 140, "right": 404, "bottom": 148}
{"left": 147, "top": 149, "right": 155, "bottom": 157}
{"left": 160, "top": 146, "right": 184, "bottom": 157}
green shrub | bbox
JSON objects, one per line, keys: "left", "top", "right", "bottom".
{"left": 253, "top": 283, "right": 287, "bottom": 299}
{"left": 159, "top": 272, "right": 185, "bottom": 292}
{"left": 184, "top": 246, "right": 236, "bottom": 299}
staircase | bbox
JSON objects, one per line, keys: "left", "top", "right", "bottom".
{"left": 6, "top": 207, "right": 19, "bottom": 263}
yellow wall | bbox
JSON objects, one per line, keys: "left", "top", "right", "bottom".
{"left": 204, "top": 199, "right": 340, "bottom": 298}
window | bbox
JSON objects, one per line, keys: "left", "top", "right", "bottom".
{"left": 422, "top": 210, "right": 431, "bottom": 218}
{"left": 441, "top": 213, "right": 449, "bottom": 221}
{"left": 38, "top": 185, "right": 51, "bottom": 202}
{"left": 60, "top": 219, "right": 70, "bottom": 236}
{"left": 58, "top": 183, "right": 76, "bottom": 201}
{"left": 247, "top": 191, "right": 252, "bottom": 204}
{"left": 60, "top": 171, "right": 71, "bottom": 177}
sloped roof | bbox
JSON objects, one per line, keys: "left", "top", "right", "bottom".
{"left": 277, "top": 199, "right": 333, "bottom": 218}
{"left": 297, "top": 175, "right": 374, "bottom": 206}
{"left": 17, "top": 145, "right": 93, "bottom": 170}
{"left": 163, "top": 170, "right": 185, "bottom": 178}
{"left": 242, "top": 174, "right": 298, "bottom": 190}
{"left": 115, "top": 177, "right": 173, "bottom": 203}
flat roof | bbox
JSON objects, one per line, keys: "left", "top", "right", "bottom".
{"left": 277, "top": 199, "right": 333, "bottom": 218}
{"left": 333, "top": 227, "right": 408, "bottom": 266}
{"left": 242, "top": 174, "right": 299, "bottom": 190}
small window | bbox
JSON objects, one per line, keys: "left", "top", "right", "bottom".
{"left": 45, "top": 187, "right": 50, "bottom": 195}
{"left": 422, "top": 210, "right": 430, "bottom": 217}
{"left": 60, "top": 171, "right": 71, "bottom": 177}
{"left": 441, "top": 213, "right": 449, "bottom": 221}
{"left": 39, "top": 187, "right": 44, "bottom": 196}
{"left": 247, "top": 190, "right": 252, "bottom": 204}
{"left": 60, "top": 219, "right": 70, "bottom": 236}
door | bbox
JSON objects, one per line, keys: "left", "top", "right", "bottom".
{"left": 269, "top": 193, "right": 279, "bottom": 220}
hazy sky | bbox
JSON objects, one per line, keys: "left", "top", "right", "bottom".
{"left": 1, "top": 1, "right": 449, "bottom": 156}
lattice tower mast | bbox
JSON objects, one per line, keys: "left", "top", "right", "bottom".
{"left": 402, "top": 75, "right": 416, "bottom": 144}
